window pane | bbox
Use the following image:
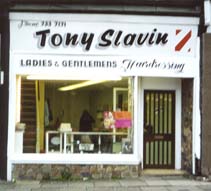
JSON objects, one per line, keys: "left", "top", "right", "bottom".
{"left": 15, "top": 76, "right": 134, "bottom": 155}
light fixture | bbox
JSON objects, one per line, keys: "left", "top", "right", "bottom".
{"left": 26, "top": 75, "right": 79, "bottom": 80}
{"left": 26, "top": 74, "right": 122, "bottom": 91}
{"left": 26, "top": 74, "right": 121, "bottom": 81}
{"left": 58, "top": 80, "right": 108, "bottom": 91}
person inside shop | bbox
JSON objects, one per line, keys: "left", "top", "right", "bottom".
{"left": 79, "top": 109, "right": 95, "bottom": 144}
{"left": 79, "top": 109, "right": 95, "bottom": 132}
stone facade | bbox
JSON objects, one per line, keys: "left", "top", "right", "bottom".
{"left": 12, "top": 164, "right": 141, "bottom": 180}
{"left": 201, "top": 34, "right": 211, "bottom": 176}
{"left": 181, "top": 79, "right": 193, "bottom": 172}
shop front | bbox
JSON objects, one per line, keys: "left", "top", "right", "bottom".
{"left": 8, "top": 12, "right": 200, "bottom": 180}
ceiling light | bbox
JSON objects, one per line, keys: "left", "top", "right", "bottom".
{"left": 26, "top": 74, "right": 121, "bottom": 81}
{"left": 58, "top": 80, "right": 108, "bottom": 91}
{"left": 27, "top": 75, "right": 73, "bottom": 80}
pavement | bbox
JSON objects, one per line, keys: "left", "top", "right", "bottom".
{"left": 0, "top": 175, "right": 211, "bottom": 191}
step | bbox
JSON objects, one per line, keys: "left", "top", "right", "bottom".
{"left": 21, "top": 105, "right": 36, "bottom": 110}
{"left": 23, "top": 146, "right": 36, "bottom": 153}
{"left": 23, "top": 133, "right": 36, "bottom": 138}
{"left": 21, "top": 99, "right": 36, "bottom": 104}
{"left": 21, "top": 113, "right": 36, "bottom": 119}
{"left": 21, "top": 102, "right": 36, "bottom": 106}
{"left": 21, "top": 95, "right": 36, "bottom": 100}
{"left": 21, "top": 108, "right": 36, "bottom": 113}
{"left": 23, "top": 139, "right": 36, "bottom": 146}
{"left": 142, "top": 169, "right": 188, "bottom": 176}
{"left": 21, "top": 118, "right": 36, "bottom": 123}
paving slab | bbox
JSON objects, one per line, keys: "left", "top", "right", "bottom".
{"left": 1, "top": 176, "right": 211, "bottom": 191}
{"left": 119, "top": 179, "right": 147, "bottom": 187}
{"left": 88, "top": 187, "right": 142, "bottom": 191}
{"left": 162, "top": 175, "right": 188, "bottom": 180}
{"left": 0, "top": 184, "right": 15, "bottom": 191}
{"left": 15, "top": 180, "right": 41, "bottom": 189}
{"left": 40, "top": 181, "right": 69, "bottom": 188}
{"left": 94, "top": 180, "right": 120, "bottom": 187}
{"left": 114, "top": 187, "right": 141, "bottom": 191}
{"left": 145, "top": 179, "right": 170, "bottom": 186}
{"left": 140, "top": 186, "right": 169, "bottom": 191}
{"left": 198, "top": 181, "right": 211, "bottom": 185}
{"left": 197, "top": 184, "right": 211, "bottom": 190}
{"left": 86, "top": 187, "right": 115, "bottom": 191}
{"left": 69, "top": 181, "right": 94, "bottom": 188}
{"left": 167, "top": 186, "right": 204, "bottom": 191}
{"left": 167, "top": 180, "right": 201, "bottom": 186}
{"left": 32, "top": 188, "right": 72, "bottom": 191}
{"left": 142, "top": 176, "right": 164, "bottom": 180}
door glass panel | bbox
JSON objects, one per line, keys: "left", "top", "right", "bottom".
{"left": 164, "top": 141, "right": 167, "bottom": 165}
{"left": 159, "top": 141, "right": 163, "bottom": 165}
{"left": 155, "top": 93, "right": 159, "bottom": 134}
{"left": 146, "top": 93, "right": 150, "bottom": 126}
{"left": 168, "top": 94, "right": 172, "bottom": 134}
{"left": 155, "top": 141, "right": 158, "bottom": 165}
{"left": 168, "top": 141, "right": 172, "bottom": 165}
{"left": 159, "top": 94, "right": 163, "bottom": 134}
{"left": 146, "top": 142, "right": 149, "bottom": 165}
{"left": 150, "top": 141, "right": 154, "bottom": 165}
{"left": 150, "top": 93, "right": 154, "bottom": 128}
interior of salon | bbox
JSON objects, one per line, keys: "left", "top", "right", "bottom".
{"left": 15, "top": 76, "right": 134, "bottom": 155}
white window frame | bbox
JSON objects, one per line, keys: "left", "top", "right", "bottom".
{"left": 7, "top": 73, "right": 140, "bottom": 181}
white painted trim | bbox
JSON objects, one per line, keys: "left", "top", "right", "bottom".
{"left": 9, "top": 13, "right": 199, "bottom": 25}
{"left": 206, "top": 26, "right": 211, "bottom": 33}
{"left": 205, "top": 0, "right": 211, "bottom": 26}
{"left": 112, "top": 87, "right": 128, "bottom": 142}
{"left": 7, "top": 74, "right": 141, "bottom": 180}
{"left": 133, "top": 76, "right": 140, "bottom": 161}
{"left": 137, "top": 77, "right": 144, "bottom": 168}
{"left": 175, "top": 82, "right": 182, "bottom": 170}
{"left": 7, "top": 69, "right": 17, "bottom": 181}
{"left": 7, "top": 160, "right": 12, "bottom": 181}
{"left": 139, "top": 77, "right": 181, "bottom": 170}
{"left": 192, "top": 38, "right": 201, "bottom": 174}
{"left": 9, "top": 153, "right": 140, "bottom": 165}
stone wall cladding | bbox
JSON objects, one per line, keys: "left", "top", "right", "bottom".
{"left": 181, "top": 79, "right": 193, "bottom": 172}
{"left": 12, "top": 164, "right": 141, "bottom": 180}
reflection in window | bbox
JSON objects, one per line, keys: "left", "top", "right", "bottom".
{"left": 16, "top": 76, "right": 134, "bottom": 154}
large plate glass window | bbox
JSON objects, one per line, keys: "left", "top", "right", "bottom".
{"left": 15, "top": 76, "right": 134, "bottom": 155}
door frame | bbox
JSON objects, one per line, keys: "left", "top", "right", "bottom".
{"left": 138, "top": 77, "right": 181, "bottom": 170}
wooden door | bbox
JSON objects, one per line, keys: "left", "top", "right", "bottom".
{"left": 144, "top": 90, "right": 175, "bottom": 169}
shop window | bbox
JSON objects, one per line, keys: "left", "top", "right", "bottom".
{"left": 15, "top": 76, "right": 134, "bottom": 155}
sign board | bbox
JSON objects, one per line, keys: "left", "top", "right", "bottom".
{"left": 10, "top": 13, "right": 199, "bottom": 78}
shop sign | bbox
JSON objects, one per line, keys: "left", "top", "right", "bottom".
{"left": 11, "top": 54, "right": 196, "bottom": 78}
{"left": 10, "top": 13, "right": 199, "bottom": 77}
